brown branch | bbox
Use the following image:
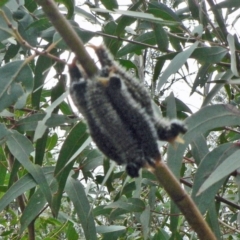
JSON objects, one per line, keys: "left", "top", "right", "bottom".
{"left": 152, "top": 160, "right": 217, "bottom": 240}
{"left": 180, "top": 178, "right": 240, "bottom": 210}
{"left": 35, "top": 0, "right": 98, "bottom": 77}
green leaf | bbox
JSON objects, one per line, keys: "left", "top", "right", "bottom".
{"left": 32, "top": 55, "right": 52, "bottom": 109}
{"left": 16, "top": 113, "right": 74, "bottom": 132}
{"left": 117, "top": 31, "right": 157, "bottom": 57}
{"left": 191, "top": 63, "right": 212, "bottom": 95}
{"left": 191, "top": 46, "right": 227, "bottom": 63}
{"left": 52, "top": 121, "right": 90, "bottom": 216}
{"left": 81, "top": 149, "right": 103, "bottom": 173}
{"left": 227, "top": 34, "right": 239, "bottom": 76}
{"left": 0, "top": 167, "right": 54, "bottom": 212}
{"left": 33, "top": 92, "right": 68, "bottom": 141}
{"left": 0, "top": 60, "right": 33, "bottom": 111}
{"left": 92, "top": 8, "right": 180, "bottom": 26}
{"left": 53, "top": 26, "right": 95, "bottom": 49}
{"left": 198, "top": 148, "right": 240, "bottom": 195}
{"left": 167, "top": 104, "right": 240, "bottom": 178}
{"left": 206, "top": 202, "right": 222, "bottom": 240}
{"left": 0, "top": 123, "right": 10, "bottom": 144}
{"left": 140, "top": 205, "right": 150, "bottom": 239}
{"left": 93, "top": 205, "right": 111, "bottom": 217}
{"left": 56, "top": 0, "right": 74, "bottom": 19}
{"left": 157, "top": 41, "right": 199, "bottom": 91}
{"left": 147, "top": 2, "right": 181, "bottom": 22}
{"left": 100, "top": 0, "right": 118, "bottom": 10}
{"left": 96, "top": 225, "right": 125, "bottom": 239}
{"left": 153, "top": 228, "right": 170, "bottom": 240}
{"left": 153, "top": 23, "right": 169, "bottom": 52}
{"left": 75, "top": 7, "right": 100, "bottom": 25}
{"left": 191, "top": 135, "right": 209, "bottom": 165}
{"left": 0, "top": 6, "right": 17, "bottom": 41}
{"left": 0, "top": 0, "right": 8, "bottom": 7}
{"left": 66, "top": 221, "right": 79, "bottom": 240}
{"left": 65, "top": 177, "right": 97, "bottom": 240}
{"left": 106, "top": 198, "right": 145, "bottom": 212}
{"left": 192, "top": 143, "right": 240, "bottom": 213}
{"left": 20, "top": 189, "right": 46, "bottom": 234}
{"left": 3, "top": 43, "right": 20, "bottom": 62}
{"left": 35, "top": 130, "right": 49, "bottom": 165}
{"left": 166, "top": 92, "right": 176, "bottom": 119}
{"left": 13, "top": 7, "right": 38, "bottom": 46}
{"left": 201, "top": 70, "right": 233, "bottom": 107}
{"left": 103, "top": 21, "right": 122, "bottom": 55}
{"left": 116, "top": 0, "right": 142, "bottom": 35}
{"left": 27, "top": 18, "right": 52, "bottom": 32}
{"left": 6, "top": 130, "right": 53, "bottom": 208}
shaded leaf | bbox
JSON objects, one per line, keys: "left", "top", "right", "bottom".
{"left": 201, "top": 70, "right": 233, "bottom": 107}
{"left": 167, "top": 104, "right": 240, "bottom": 177}
{"left": 116, "top": 0, "right": 142, "bottom": 35}
{"left": 52, "top": 121, "right": 90, "bottom": 216}
{"left": 65, "top": 177, "right": 97, "bottom": 240}
{"left": 106, "top": 198, "right": 145, "bottom": 212}
{"left": 192, "top": 143, "right": 240, "bottom": 213}
{"left": 191, "top": 135, "right": 209, "bottom": 165}
{"left": 0, "top": 6, "right": 17, "bottom": 41}
{"left": 20, "top": 189, "right": 46, "bottom": 234}
{"left": 34, "top": 92, "right": 68, "bottom": 141}
{"left": 117, "top": 31, "right": 156, "bottom": 57}
{"left": 153, "top": 23, "right": 169, "bottom": 52}
{"left": 6, "top": 131, "right": 53, "bottom": 208}
{"left": 100, "top": 0, "right": 118, "bottom": 10}
{"left": 191, "top": 63, "right": 212, "bottom": 95}
{"left": 0, "top": 167, "right": 54, "bottom": 212}
{"left": 0, "top": 61, "right": 33, "bottom": 112}
{"left": 198, "top": 148, "right": 240, "bottom": 195}
{"left": 227, "top": 34, "right": 239, "bottom": 76}
{"left": 157, "top": 41, "right": 199, "bottom": 91}
{"left": 96, "top": 225, "right": 125, "bottom": 239}
{"left": 56, "top": 0, "right": 74, "bottom": 19}
{"left": 16, "top": 113, "right": 74, "bottom": 132}
{"left": 191, "top": 46, "right": 227, "bottom": 63}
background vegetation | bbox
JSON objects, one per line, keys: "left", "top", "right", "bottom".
{"left": 0, "top": 0, "right": 240, "bottom": 239}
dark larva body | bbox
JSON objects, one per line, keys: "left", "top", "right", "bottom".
{"left": 106, "top": 75, "right": 160, "bottom": 164}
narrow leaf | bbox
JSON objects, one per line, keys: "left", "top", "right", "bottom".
{"left": 157, "top": 41, "right": 199, "bottom": 91}
{"left": 6, "top": 131, "right": 52, "bottom": 207}
{"left": 34, "top": 92, "right": 68, "bottom": 141}
{"left": 167, "top": 104, "right": 240, "bottom": 177}
{"left": 65, "top": 177, "right": 97, "bottom": 240}
{"left": 227, "top": 34, "right": 239, "bottom": 76}
{"left": 192, "top": 143, "right": 240, "bottom": 213}
{"left": 52, "top": 121, "right": 90, "bottom": 216}
{"left": 198, "top": 149, "right": 240, "bottom": 194}
{"left": 0, "top": 167, "right": 54, "bottom": 212}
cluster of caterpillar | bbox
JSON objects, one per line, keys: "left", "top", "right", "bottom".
{"left": 69, "top": 45, "right": 187, "bottom": 177}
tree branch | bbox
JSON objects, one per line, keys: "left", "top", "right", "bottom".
{"left": 35, "top": 0, "right": 98, "bottom": 77}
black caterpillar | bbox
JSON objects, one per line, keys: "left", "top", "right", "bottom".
{"left": 69, "top": 45, "right": 187, "bottom": 177}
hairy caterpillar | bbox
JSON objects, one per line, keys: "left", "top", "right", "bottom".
{"left": 69, "top": 45, "right": 187, "bottom": 177}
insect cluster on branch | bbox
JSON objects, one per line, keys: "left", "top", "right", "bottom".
{"left": 69, "top": 45, "right": 187, "bottom": 177}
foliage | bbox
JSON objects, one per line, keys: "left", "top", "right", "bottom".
{"left": 0, "top": 0, "right": 240, "bottom": 239}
